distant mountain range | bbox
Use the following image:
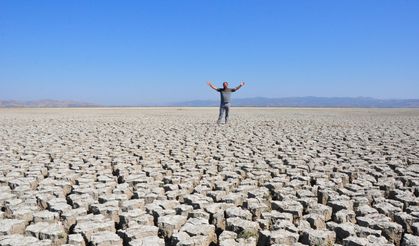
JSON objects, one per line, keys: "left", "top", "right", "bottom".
{"left": 1, "top": 97, "right": 419, "bottom": 108}
{"left": 172, "top": 97, "right": 419, "bottom": 108}
{"left": 0, "top": 99, "right": 98, "bottom": 108}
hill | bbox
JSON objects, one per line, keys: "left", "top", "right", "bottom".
{"left": 172, "top": 97, "right": 419, "bottom": 108}
{"left": 0, "top": 99, "right": 98, "bottom": 108}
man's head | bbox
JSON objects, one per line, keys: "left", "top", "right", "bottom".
{"left": 223, "top": 82, "right": 228, "bottom": 88}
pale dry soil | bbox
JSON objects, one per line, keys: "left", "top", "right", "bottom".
{"left": 0, "top": 108, "right": 418, "bottom": 246}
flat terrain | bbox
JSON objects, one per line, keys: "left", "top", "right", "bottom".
{"left": 0, "top": 108, "right": 419, "bottom": 246}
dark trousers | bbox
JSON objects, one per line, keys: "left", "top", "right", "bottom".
{"left": 217, "top": 103, "right": 230, "bottom": 123}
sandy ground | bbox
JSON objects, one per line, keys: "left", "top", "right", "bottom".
{"left": 0, "top": 108, "right": 418, "bottom": 246}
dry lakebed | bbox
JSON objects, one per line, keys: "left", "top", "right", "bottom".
{"left": 0, "top": 108, "right": 418, "bottom": 246}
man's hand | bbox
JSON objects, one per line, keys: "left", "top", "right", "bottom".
{"left": 208, "top": 81, "right": 218, "bottom": 91}
{"left": 235, "top": 81, "right": 245, "bottom": 91}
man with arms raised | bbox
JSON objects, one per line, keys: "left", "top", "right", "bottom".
{"left": 208, "top": 81, "right": 245, "bottom": 124}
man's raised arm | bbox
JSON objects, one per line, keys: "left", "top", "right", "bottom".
{"left": 207, "top": 82, "right": 218, "bottom": 91}
{"left": 234, "top": 82, "right": 245, "bottom": 91}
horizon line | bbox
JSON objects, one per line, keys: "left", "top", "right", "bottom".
{"left": 1, "top": 96, "right": 419, "bottom": 108}
{"left": 2, "top": 95, "right": 419, "bottom": 105}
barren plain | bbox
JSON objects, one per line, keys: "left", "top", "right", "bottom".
{"left": 0, "top": 108, "right": 418, "bottom": 246}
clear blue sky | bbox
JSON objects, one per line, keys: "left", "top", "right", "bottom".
{"left": 1, "top": 1, "right": 418, "bottom": 105}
